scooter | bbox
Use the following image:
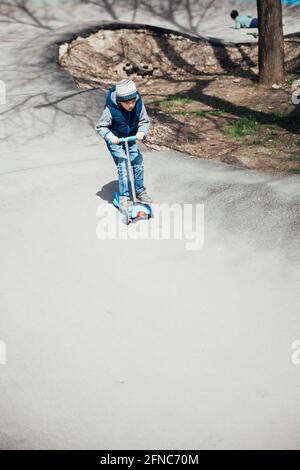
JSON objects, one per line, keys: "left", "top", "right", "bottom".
{"left": 109, "top": 135, "right": 153, "bottom": 225}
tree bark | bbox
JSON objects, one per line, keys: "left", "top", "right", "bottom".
{"left": 257, "top": 0, "right": 285, "bottom": 86}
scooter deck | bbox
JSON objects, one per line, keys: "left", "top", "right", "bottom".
{"left": 113, "top": 192, "right": 152, "bottom": 224}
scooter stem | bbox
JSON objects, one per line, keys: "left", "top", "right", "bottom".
{"left": 124, "top": 138, "right": 137, "bottom": 203}
{"left": 108, "top": 136, "right": 138, "bottom": 203}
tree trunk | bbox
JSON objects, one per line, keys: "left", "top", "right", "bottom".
{"left": 257, "top": 0, "right": 285, "bottom": 86}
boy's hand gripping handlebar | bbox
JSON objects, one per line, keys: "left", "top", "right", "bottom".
{"left": 108, "top": 136, "right": 137, "bottom": 145}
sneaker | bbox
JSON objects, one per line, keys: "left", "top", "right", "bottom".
{"left": 136, "top": 189, "right": 152, "bottom": 204}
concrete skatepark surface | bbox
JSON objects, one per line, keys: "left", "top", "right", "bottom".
{"left": 0, "top": 0, "right": 300, "bottom": 450}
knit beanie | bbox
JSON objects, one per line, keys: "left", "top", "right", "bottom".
{"left": 116, "top": 79, "right": 137, "bottom": 101}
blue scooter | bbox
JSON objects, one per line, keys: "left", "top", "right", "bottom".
{"left": 109, "top": 135, "right": 153, "bottom": 225}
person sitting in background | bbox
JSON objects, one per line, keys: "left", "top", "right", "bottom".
{"left": 230, "top": 10, "right": 258, "bottom": 29}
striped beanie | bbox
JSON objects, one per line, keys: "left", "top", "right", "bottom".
{"left": 116, "top": 79, "right": 137, "bottom": 101}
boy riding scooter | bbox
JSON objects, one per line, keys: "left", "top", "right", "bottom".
{"left": 95, "top": 79, "right": 152, "bottom": 220}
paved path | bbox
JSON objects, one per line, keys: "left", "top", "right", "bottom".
{"left": 0, "top": 0, "right": 300, "bottom": 450}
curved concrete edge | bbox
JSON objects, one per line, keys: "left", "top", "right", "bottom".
{"left": 22, "top": 20, "right": 252, "bottom": 51}
{"left": 285, "top": 31, "right": 300, "bottom": 39}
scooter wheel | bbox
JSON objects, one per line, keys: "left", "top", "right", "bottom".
{"left": 120, "top": 208, "right": 130, "bottom": 225}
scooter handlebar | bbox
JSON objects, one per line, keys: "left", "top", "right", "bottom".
{"left": 108, "top": 136, "right": 137, "bottom": 145}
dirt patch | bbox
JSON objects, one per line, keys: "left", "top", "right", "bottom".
{"left": 59, "top": 27, "right": 300, "bottom": 172}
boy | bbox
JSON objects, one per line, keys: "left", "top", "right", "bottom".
{"left": 95, "top": 79, "right": 152, "bottom": 211}
{"left": 230, "top": 10, "right": 258, "bottom": 29}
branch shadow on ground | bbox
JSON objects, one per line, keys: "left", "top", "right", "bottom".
{"left": 79, "top": 0, "right": 231, "bottom": 37}
{"left": 145, "top": 77, "right": 300, "bottom": 136}
{"left": 0, "top": 0, "right": 52, "bottom": 30}
{"left": 2, "top": 1, "right": 299, "bottom": 146}
{"left": 153, "top": 32, "right": 258, "bottom": 81}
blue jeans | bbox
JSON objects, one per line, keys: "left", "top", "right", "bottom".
{"left": 106, "top": 140, "right": 145, "bottom": 198}
{"left": 250, "top": 18, "right": 258, "bottom": 28}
